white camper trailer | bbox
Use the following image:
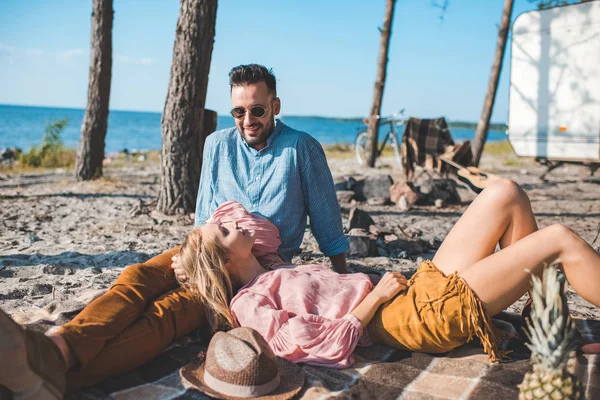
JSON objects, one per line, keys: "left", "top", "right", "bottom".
{"left": 508, "top": 1, "right": 600, "bottom": 167}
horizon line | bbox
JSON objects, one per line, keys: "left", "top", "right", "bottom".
{"left": 0, "top": 102, "right": 508, "bottom": 126}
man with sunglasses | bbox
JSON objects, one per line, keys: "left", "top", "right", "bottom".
{"left": 0, "top": 65, "right": 350, "bottom": 398}
{"left": 193, "top": 64, "right": 349, "bottom": 273}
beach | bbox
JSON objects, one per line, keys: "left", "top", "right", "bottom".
{"left": 1, "top": 150, "right": 598, "bottom": 321}
{"left": 0, "top": 150, "right": 599, "bottom": 398}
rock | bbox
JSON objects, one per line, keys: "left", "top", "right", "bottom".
{"left": 354, "top": 175, "right": 393, "bottom": 202}
{"left": 368, "top": 225, "right": 381, "bottom": 236}
{"left": 378, "top": 247, "right": 390, "bottom": 257}
{"left": 334, "top": 178, "right": 349, "bottom": 191}
{"left": 346, "top": 229, "right": 378, "bottom": 257}
{"left": 346, "top": 234, "right": 370, "bottom": 257}
{"left": 0, "top": 147, "right": 21, "bottom": 166}
{"left": 347, "top": 208, "right": 376, "bottom": 232}
{"left": 336, "top": 190, "right": 355, "bottom": 203}
{"left": 347, "top": 176, "right": 358, "bottom": 191}
{"left": 414, "top": 179, "right": 461, "bottom": 205}
{"left": 432, "top": 179, "right": 460, "bottom": 204}
{"left": 434, "top": 198, "right": 445, "bottom": 208}
{"left": 390, "top": 182, "right": 419, "bottom": 205}
{"left": 397, "top": 196, "right": 409, "bottom": 211}
{"left": 419, "top": 181, "right": 434, "bottom": 195}
{"left": 384, "top": 234, "right": 398, "bottom": 243}
{"left": 428, "top": 236, "right": 443, "bottom": 250}
{"left": 41, "top": 265, "right": 74, "bottom": 275}
{"left": 367, "top": 197, "right": 386, "bottom": 206}
{"left": 90, "top": 267, "right": 102, "bottom": 274}
{"left": 348, "top": 228, "right": 369, "bottom": 236}
{"left": 29, "top": 284, "right": 53, "bottom": 296}
{"left": 24, "top": 233, "right": 41, "bottom": 245}
{"left": 334, "top": 176, "right": 357, "bottom": 191}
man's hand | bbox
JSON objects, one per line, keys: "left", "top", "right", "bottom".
{"left": 370, "top": 272, "right": 407, "bottom": 303}
{"left": 171, "top": 253, "right": 188, "bottom": 283}
{"left": 329, "top": 253, "right": 349, "bottom": 274}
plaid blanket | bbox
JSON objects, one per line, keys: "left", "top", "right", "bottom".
{"left": 401, "top": 117, "right": 455, "bottom": 182}
{"left": 15, "top": 297, "right": 600, "bottom": 400}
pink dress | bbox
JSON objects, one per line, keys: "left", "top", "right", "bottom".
{"left": 230, "top": 264, "right": 374, "bottom": 369}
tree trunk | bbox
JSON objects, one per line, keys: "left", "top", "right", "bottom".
{"left": 157, "top": 0, "right": 217, "bottom": 215}
{"left": 366, "top": 0, "right": 397, "bottom": 168}
{"left": 75, "top": 0, "right": 113, "bottom": 181}
{"left": 471, "top": 0, "right": 514, "bottom": 166}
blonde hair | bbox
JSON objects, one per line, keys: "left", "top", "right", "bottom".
{"left": 177, "top": 228, "right": 238, "bottom": 332}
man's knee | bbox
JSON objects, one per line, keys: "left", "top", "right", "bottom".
{"left": 112, "top": 247, "right": 181, "bottom": 291}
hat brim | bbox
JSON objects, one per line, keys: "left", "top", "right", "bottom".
{"left": 180, "top": 353, "right": 305, "bottom": 400}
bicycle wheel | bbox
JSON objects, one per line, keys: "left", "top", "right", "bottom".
{"left": 355, "top": 131, "right": 369, "bottom": 166}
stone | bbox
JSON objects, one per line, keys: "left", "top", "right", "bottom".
{"left": 397, "top": 196, "right": 409, "bottom": 211}
{"left": 428, "top": 236, "right": 443, "bottom": 250}
{"left": 334, "top": 176, "right": 357, "bottom": 191}
{"left": 334, "top": 178, "right": 349, "bottom": 191}
{"left": 367, "top": 197, "right": 386, "bottom": 206}
{"left": 336, "top": 190, "right": 355, "bottom": 203}
{"left": 354, "top": 175, "right": 393, "bottom": 202}
{"left": 346, "top": 234, "right": 370, "bottom": 257}
{"left": 378, "top": 247, "right": 390, "bottom": 257}
{"left": 390, "top": 182, "right": 419, "bottom": 205}
{"left": 432, "top": 179, "right": 461, "bottom": 204}
{"left": 384, "top": 234, "right": 398, "bottom": 243}
{"left": 419, "top": 181, "right": 434, "bottom": 195}
{"left": 347, "top": 229, "right": 378, "bottom": 257}
{"left": 348, "top": 228, "right": 369, "bottom": 236}
{"left": 24, "top": 233, "right": 41, "bottom": 245}
{"left": 29, "top": 284, "right": 53, "bottom": 296}
{"left": 347, "top": 208, "right": 376, "bottom": 232}
{"left": 41, "top": 265, "right": 74, "bottom": 275}
{"left": 434, "top": 198, "right": 445, "bottom": 208}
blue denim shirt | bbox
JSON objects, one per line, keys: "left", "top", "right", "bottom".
{"left": 195, "top": 120, "right": 349, "bottom": 262}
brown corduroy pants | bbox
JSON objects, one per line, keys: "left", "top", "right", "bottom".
{"left": 57, "top": 246, "right": 206, "bottom": 393}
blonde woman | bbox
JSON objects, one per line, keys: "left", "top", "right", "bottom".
{"left": 174, "top": 178, "right": 600, "bottom": 368}
{"left": 0, "top": 201, "right": 286, "bottom": 399}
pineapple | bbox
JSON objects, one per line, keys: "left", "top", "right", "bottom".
{"left": 518, "top": 265, "right": 583, "bottom": 400}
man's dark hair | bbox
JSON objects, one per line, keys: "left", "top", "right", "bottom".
{"left": 229, "top": 64, "right": 277, "bottom": 96}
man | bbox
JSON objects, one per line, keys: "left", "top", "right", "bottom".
{"left": 192, "top": 64, "right": 349, "bottom": 272}
{"left": 0, "top": 64, "right": 349, "bottom": 398}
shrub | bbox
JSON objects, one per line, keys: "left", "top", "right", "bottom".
{"left": 19, "top": 118, "right": 76, "bottom": 168}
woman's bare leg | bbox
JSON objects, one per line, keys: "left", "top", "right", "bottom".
{"left": 457, "top": 224, "right": 600, "bottom": 316}
{"left": 433, "top": 178, "right": 538, "bottom": 275}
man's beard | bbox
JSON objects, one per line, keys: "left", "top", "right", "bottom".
{"left": 241, "top": 118, "right": 275, "bottom": 148}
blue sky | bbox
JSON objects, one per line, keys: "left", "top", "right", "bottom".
{"left": 0, "top": 0, "right": 541, "bottom": 122}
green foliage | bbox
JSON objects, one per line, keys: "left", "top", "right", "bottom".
{"left": 19, "top": 118, "right": 76, "bottom": 168}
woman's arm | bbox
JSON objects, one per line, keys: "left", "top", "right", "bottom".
{"left": 350, "top": 272, "right": 407, "bottom": 329}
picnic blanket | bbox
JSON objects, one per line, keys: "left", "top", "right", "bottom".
{"left": 401, "top": 117, "right": 455, "bottom": 182}
{"left": 14, "top": 294, "right": 600, "bottom": 399}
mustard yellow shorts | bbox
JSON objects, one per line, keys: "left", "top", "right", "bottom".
{"left": 367, "top": 260, "right": 502, "bottom": 362}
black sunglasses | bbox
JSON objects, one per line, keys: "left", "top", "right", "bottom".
{"left": 230, "top": 98, "right": 277, "bottom": 119}
{"left": 230, "top": 104, "right": 269, "bottom": 119}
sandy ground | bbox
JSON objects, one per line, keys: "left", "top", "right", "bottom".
{"left": 0, "top": 151, "right": 599, "bottom": 324}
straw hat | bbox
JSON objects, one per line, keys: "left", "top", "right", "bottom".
{"left": 180, "top": 327, "right": 304, "bottom": 399}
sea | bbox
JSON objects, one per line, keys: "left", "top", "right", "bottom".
{"left": 0, "top": 104, "right": 507, "bottom": 153}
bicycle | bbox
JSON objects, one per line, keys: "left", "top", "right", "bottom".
{"left": 355, "top": 109, "right": 405, "bottom": 170}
